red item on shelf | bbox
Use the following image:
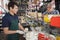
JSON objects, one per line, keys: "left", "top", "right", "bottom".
{"left": 38, "top": 33, "right": 50, "bottom": 40}
{"left": 50, "top": 16, "right": 60, "bottom": 28}
{"left": 38, "top": 33, "right": 45, "bottom": 40}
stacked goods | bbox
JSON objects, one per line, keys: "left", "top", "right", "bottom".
{"left": 28, "top": 12, "right": 37, "bottom": 18}
{"left": 38, "top": 33, "right": 56, "bottom": 40}
{"left": 28, "top": 12, "right": 42, "bottom": 19}
{"left": 44, "top": 14, "right": 50, "bottom": 23}
{"left": 26, "top": 31, "right": 38, "bottom": 40}
{"left": 44, "top": 14, "right": 60, "bottom": 23}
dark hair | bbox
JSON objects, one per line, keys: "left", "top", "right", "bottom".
{"left": 8, "top": 2, "right": 19, "bottom": 10}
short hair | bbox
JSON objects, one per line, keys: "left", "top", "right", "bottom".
{"left": 47, "top": 3, "right": 52, "bottom": 8}
{"left": 8, "top": 2, "right": 19, "bottom": 10}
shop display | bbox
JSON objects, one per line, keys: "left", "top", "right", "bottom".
{"left": 38, "top": 32, "right": 56, "bottom": 40}
{"left": 25, "top": 31, "right": 56, "bottom": 40}
{"left": 25, "top": 31, "right": 38, "bottom": 40}
{"left": 1, "top": 0, "right": 60, "bottom": 40}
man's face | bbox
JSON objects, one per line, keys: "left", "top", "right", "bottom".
{"left": 11, "top": 5, "right": 18, "bottom": 14}
{"left": 47, "top": 6, "right": 51, "bottom": 11}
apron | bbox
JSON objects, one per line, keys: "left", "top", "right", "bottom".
{"left": 7, "top": 16, "right": 19, "bottom": 40}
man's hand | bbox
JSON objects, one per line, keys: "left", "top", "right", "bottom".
{"left": 16, "top": 30, "right": 25, "bottom": 34}
{"left": 24, "top": 28, "right": 28, "bottom": 33}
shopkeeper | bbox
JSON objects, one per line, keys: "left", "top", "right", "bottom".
{"left": 2, "top": 2, "right": 26, "bottom": 40}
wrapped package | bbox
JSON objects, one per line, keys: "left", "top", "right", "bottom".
{"left": 38, "top": 33, "right": 56, "bottom": 40}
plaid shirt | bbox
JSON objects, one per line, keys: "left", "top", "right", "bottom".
{"left": 43, "top": 10, "right": 59, "bottom": 15}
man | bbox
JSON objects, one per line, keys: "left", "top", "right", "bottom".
{"left": 42, "top": 3, "right": 59, "bottom": 22}
{"left": 43, "top": 3, "right": 59, "bottom": 15}
{"left": 41, "top": 3, "right": 59, "bottom": 25}
{"left": 2, "top": 2, "right": 26, "bottom": 40}
{"left": 41, "top": 3, "right": 59, "bottom": 33}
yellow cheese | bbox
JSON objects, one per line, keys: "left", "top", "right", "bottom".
{"left": 56, "top": 36, "right": 60, "bottom": 40}
{"left": 44, "top": 14, "right": 50, "bottom": 23}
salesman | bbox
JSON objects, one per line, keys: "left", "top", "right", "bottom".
{"left": 2, "top": 2, "right": 26, "bottom": 40}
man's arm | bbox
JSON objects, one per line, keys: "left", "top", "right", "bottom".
{"left": 18, "top": 23, "right": 24, "bottom": 31}
{"left": 3, "top": 27, "right": 17, "bottom": 34}
{"left": 3, "top": 27, "right": 24, "bottom": 35}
